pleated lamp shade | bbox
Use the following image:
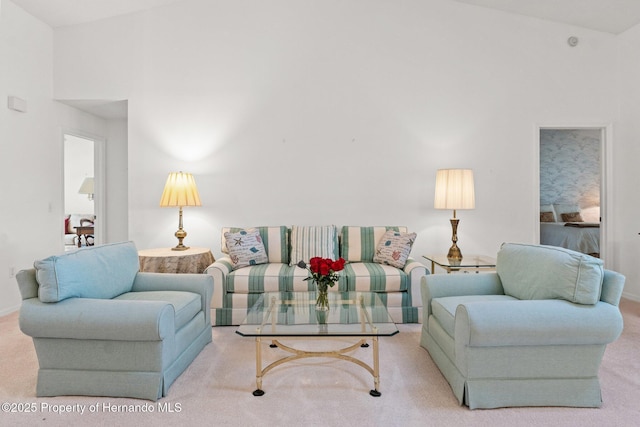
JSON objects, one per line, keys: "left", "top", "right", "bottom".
{"left": 434, "top": 169, "right": 475, "bottom": 210}
{"left": 159, "top": 172, "right": 201, "bottom": 208}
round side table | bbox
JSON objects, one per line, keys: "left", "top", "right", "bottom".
{"left": 138, "top": 247, "right": 215, "bottom": 274}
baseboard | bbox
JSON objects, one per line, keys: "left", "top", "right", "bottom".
{"left": 622, "top": 292, "right": 640, "bottom": 303}
{"left": 0, "top": 304, "right": 20, "bottom": 317}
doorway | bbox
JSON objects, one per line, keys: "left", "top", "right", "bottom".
{"left": 537, "top": 126, "right": 610, "bottom": 263}
{"left": 63, "top": 133, "right": 105, "bottom": 250}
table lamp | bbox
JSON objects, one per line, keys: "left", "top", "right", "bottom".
{"left": 434, "top": 169, "right": 475, "bottom": 261}
{"left": 160, "top": 171, "right": 201, "bottom": 251}
{"left": 78, "top": 177, "right": 94, "bottom": 201}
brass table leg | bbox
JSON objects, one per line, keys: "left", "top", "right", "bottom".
{"left": 253, "top": 336, "right": 264, "bottom": 396}
{"left": 370, "top": 335, "right": 381, "bottom": 396}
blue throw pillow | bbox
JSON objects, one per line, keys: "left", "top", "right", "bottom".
{"left": 35, "top": 241, "right": 140, "bottom": 302}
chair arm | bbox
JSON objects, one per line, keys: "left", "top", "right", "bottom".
{"left": 421, "top": 272, "right": 504, "bottom": 319}
{"left": 132, "top": 272, "right": 213, "bottom": 325}
{"left": 601, "top": 269, "right": 625, "bottom": 306}
{"left": 19, "top": 297, "right": 174, "bottom": 341}
{"left": 204, "top": 257, "right": 233, "bottom": 310}
{"left": 454, "top": 300, "right": 624, "bottom": 350}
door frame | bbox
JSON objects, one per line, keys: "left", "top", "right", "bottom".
{"left": 534, "top": 123, "right": 612, "bottom": 267}
{"left": 62, "top": 129, "right": 106, "bottom": 249}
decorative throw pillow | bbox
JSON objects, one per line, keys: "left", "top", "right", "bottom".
{"left": 554, "top": 203, "right": 580, "bottom": 219}
{"left": 540, "top": 204, "right": 557, "bottom": 222}
{"left": 224, "top": 228, "right": 268, "bottom": 270}
{"left": 289, "top": 225, "right": 338, "bottom": 266}
{"left": 561, "top": 212, "right": 583, "bottom": 222}
{"left": 373, "top": 230, "right": 417, "bottom": 269}
{"left": 540, "top": 211, "right": 555, "bottom": 222}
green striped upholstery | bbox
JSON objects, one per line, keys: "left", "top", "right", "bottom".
{"left": 342, "top": 262, "right": 408, "bottom": 292}
{"left": 340, "top": 226, "right": 407, "bottom": 262}
{"left": 226, "top": 263, "right": 290, "bottom": 293}
{"left": 221, "top": 226, "right": 289, "bottom": 264}
{"left": 289, "top": 225, "right": 339, "bottom": 266}
{"left": 208, "top": 225, "right": 427, "bottom": 326}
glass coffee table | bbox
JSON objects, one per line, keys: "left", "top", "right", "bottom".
{"left": 236, "top": 291, "right": 398, "bottom": 397}
{"left": 423, "top": 254, "right": 496, "bottom": 274}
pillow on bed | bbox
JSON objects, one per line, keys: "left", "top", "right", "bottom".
{"left": 561, "top": 212, "right": 584, "bottom": 222}
{"left": 540, "top": 212, "right": 555, "bottom": 222}
{"left": 554, "top": 203, "right": 580, "bottom": 221}
{"left": 540, "top": 204, "right": 557, "bottom": 222}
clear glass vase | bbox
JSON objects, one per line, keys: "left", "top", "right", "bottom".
{"left": 315, "top": 283, "right": 329, "bottom": 311}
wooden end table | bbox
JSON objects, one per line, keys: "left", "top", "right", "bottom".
{"left": 75, "top": 226, "right": 94, "bottom": 248}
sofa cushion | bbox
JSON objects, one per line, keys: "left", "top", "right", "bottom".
{"left": 342, "top": 262, "right": 408, "bottom": 292}
{"left": 34, "top": 241, "right": 139, "bottom": 303}
{"left": 224, "top": 228, "right": 268, "bottom": 270}
{"left": 115, "top": 291, "right": 201, "bottom": 330}
{"left": 340, "top": 226, "right": 407, "bottom": 262}
{"left": 221, "top": 226, "right": 290, "bottom": 264}
{"left": 373, "top": 230, "right": 416, "bottom": 268}
{"left": 496, "top": 243, "right": 604, "bottom": 305}
{"left": 226, "top": 263, "right": 303, "bottom": 293}
{"left": 289, "top": 225, "right": 339, "bottom": 266}
{"left": 431, "top": 295, "right": 518, "bottom": 337}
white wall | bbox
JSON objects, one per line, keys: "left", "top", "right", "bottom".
{"left": 614, "top": 24, "right": 640, "bottom": 301}
{"left": 0, "top": 0, "right": 58, "bottom": 314}
{"left": 7, "top": 0, "right": 637, "bottom": 311}
{"left": 105, "top": 118, "right": 129, "bottom": 243}
{"left": 0, "top": 1, "right": 115, "bottom": 314}
{"left": 51, "top": 0, "right": 620, "bottom": 262}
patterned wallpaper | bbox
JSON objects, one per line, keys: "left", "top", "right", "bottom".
{"left": 540, "top": 129, "right": 601, "bottom": 216}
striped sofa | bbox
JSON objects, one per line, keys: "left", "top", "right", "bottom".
{"left": 205, "top": 225, "right": 428, "bottom": 326}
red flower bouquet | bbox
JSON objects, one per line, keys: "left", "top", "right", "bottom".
{"left": 297, "top": 257, "right": 346, "bottom": 310}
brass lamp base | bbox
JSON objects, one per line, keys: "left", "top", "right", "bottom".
{"left": 447, "top": 244, "right": 462, "bottom": 261}
{"left": 447, "top": 216, "right": 463, "bottom": 261}
{"left": 171, "top": 207, "right": 190, "bottom": 251}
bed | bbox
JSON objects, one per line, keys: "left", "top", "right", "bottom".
{"left": 539, "top": 203, "right": 600, "bottom": 256}
{"left": 540, "top": 222, "right": 600, "bottom": 256}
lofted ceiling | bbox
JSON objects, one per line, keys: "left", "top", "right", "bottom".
{"left": 9, "top": 0, "right": 640, "bottom": 119}
{"left": 453, "top": 0, "right": 640, "bottom": 34}
{"left": 9, "top": 0, "right": 640, "bottom": 34}
{"left": 9, "top": 0, "right": 184, "bottom": 28}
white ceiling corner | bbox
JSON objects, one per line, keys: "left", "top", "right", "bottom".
{"left": 10, "top": 0, "right": 185, "bottom": 28}
{"left": 453, "top": 0, "right": 640, "bottom": 34}
{"left": 10, "top": 0, "right": 640, "bottom": 34}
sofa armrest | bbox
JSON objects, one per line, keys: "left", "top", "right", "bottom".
{"left": 204, "top": 257, "right": 233, "bottom": 310}
{"left": 19, "top": 297, "right": 174, "bottom": 341}
{"left": 132, "top": 272, "right": 213, "bottom": 325}
{"left": 454, "top": 299, "right": 624, "bottom": 351}
{"left": 421, "top": 272, "right": 504, "bottom": 319}
{"left": 404, "top": 257, "right": 428, "bottom": 307}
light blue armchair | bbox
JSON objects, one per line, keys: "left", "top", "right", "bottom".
{"left": 421, "top": 243, "right": 625, "bottom": 409}
{"left": 16, "top": 241, "right": 213, "bottom": 401}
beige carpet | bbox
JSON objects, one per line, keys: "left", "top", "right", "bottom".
{"left": 1, "top": 299, "right": 639, "bottom": 427}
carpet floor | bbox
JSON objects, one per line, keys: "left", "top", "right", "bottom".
{"left": 1, "top": 299, "right": 639, "bottom": 426}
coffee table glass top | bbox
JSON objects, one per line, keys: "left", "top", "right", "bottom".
{"left": 236, "top": 291, "right": 399, "bottom": 337}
